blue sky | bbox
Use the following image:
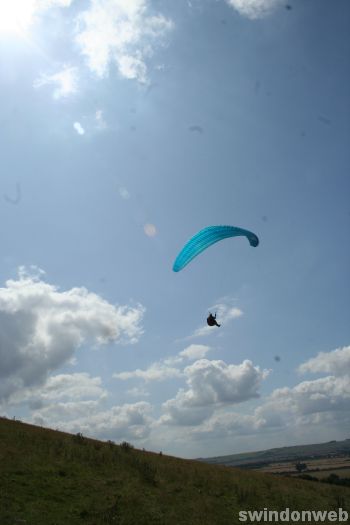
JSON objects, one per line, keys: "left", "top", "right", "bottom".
{"left": 0, "top": 0, "right": 349, "bottom": 458}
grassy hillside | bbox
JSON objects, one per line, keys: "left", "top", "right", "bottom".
{"left": 0, "top": 417, "right": 349, "bottom": 525}
{"left": 200, "top": 439, "right": 350, "bottom": 468}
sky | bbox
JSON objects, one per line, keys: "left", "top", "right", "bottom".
{"left": 0, "top": 0, "right": 349, "bottom": 459}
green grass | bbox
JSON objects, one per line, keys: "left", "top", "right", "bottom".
{"left": 311, "top": 468, "right": 350, "bottom": 479}
{"left": 1, "top": 417, "right": 349, "bottom": 524}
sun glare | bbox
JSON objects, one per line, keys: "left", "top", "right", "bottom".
{"left": 0, "top": 1, "right": 35, "bottom": 35}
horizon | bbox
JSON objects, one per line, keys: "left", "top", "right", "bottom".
{"left": 2, "top": 415, "right": 349, "bottom": 461}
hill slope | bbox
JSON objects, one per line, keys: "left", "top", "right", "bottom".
{"left": 0, "top": 417, "right": 349, "bottom": 524}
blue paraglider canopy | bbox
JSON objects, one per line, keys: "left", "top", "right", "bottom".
{"left": 173, "top": 225, "right": 259, "bottom": 272}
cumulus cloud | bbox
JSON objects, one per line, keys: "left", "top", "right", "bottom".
{"left": 298, "top": 346, "right": 350, "bottom": 377}
{"left": 127, "top": 386, "right": 150, "bottom": 398}
{"left": 161, "top": 359, "right": 269, "bottom": 426}
{"left": 261, "top": 376, "right": 350, "bottom": 421}
{"left": 225, "top": 0, "right": 282, "bottom": 19}
{"left": 114, "top": 361, "right": 183, "bottom": 382}
{"left": 161, "top": 400, "right": 212, "bottom": 427}
{"left": 73, "top": 121, "right": 85, "bottom": 135}
{"left": 32, "top": 398, "right": 153, "bottom": 441}
{"left": 0, "top": 267, "right": 145, "bottom": 402}
{"left": 2, "top": 367, "right": 153, "bottom": 442}
{"left": 192, "top": 411, "right": 264, "bottom": 440}
{"left": 179, "top": 344, "right": 211, "bottom": 361}
{"left": 271, "top": 345, "right": 350, "bottom": 426}
{"left": 188, "top": 346, "right": 350, "bottom": 440}
{"left": 12, "top": 372, "right": 107, "bottom": 406}
{"left": 69, "top": 401, "right": 152, "bottom": 439}
{"left": 75, "top": 0, "right": 173, "bottom": 83}
{"left": 113, "top": 345, "right": 210, "bottom": 383}
{"left": 183, "top": 379, "right": 350, "bottom": 444}
{"left": 33, "top": 65, "right": 78, "bottom": 99}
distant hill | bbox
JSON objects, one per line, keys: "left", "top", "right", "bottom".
{"left": 199, "top": 439, "right": 350, "bottom": 468}
{"left": 0, "top": 417, "right": 349, "bottom": 524}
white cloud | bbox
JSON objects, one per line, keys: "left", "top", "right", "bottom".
{"left": 36, "top": 373, "right": 106, "bottom": 402}
{"left": 162, "top": 355, "right": 183, "bottom": 366}
{"left": 75, "top": 0, "right": 173, "bottom": 83}
{"left": 161, "top": 399, "right": 212, "bottom": 427}
{"left": 114, "top": 361, "right": 183, "bottom": 382}
{"left": 33, "top": 400, "right": 153, "bottom": 441}
{"left": 9, "top": 372, "right": 107, "bottom": 409}
{"left": 73, "top": 401, "right": 153, "bottom": 440}
{"left": 13, "top": 340, "right": 350, "bottom": 452}
{"left": 33, "top": 65, "right": 78, "bottom": 99}
{"left": 118, "top": 52, "right": 147, "bottom": 83}
{"left": 192, "top": 411, "right": 264, "bottom": 440}
{"left": 3, "top": 368, "right": 153, "bottom": 443}
{"left": 95, "top": 109, "right": 107, "bottom": 129}
{"left": 184, "top": 359, "right": 268, "bottom": 406}
{"left": 179, "top": 344, "right": 211, "bottom": 361}
{"left": 127, "top": 386, "right": 150, "bottom": 397}
{"left": 18, "top": 265, "right": 45, "bottom": 280}
{"left": 188, "top": 346, "right": 350, "bottom": 440}
{"left": 5, "top": 339, "right": 350, "bottom": 454}
{"left": 113, "top": 345, "right": 209, "bottom": 383}
{"left": 261, "top": 375, "right": 350, "bottom": 421}
{"left": 0, "top": 267, "right": 145, "bottom": 402}
{"left": 161, "top": 359, "right": 269, "bottom": 426}
{"left": 33, "top": 400, "right": 101, "bottom": 424}
{"left": 225, "top": 0, "right": 282, "bottom": 19}
{"left": 73, "top": 121, "right": 85, "bottom": 135}
{"left": 298, "top": 346, "right": 350, "bottom": 377}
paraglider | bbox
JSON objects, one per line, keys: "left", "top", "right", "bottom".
{"left": 207, "top": 312, "right": 220, "bottom": 327}
{"left": 172, "top": 225, "right": 259, "bottom": 272}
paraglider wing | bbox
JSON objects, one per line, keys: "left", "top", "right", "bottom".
{"left": 172, "top": 225, "right": 259, "bottom": 272}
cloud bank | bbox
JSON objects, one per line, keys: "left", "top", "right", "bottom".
{"left": 188, "top": 345, "right": 350, "bottom": 443}
{"left": 298, "top": 346, "right": 350, "bottom": 377}
{"left": 75, "top": 0, "right": 173, "bottom": 83}
{"left": 0, "top": 267, "right": 145, "bottom": 402}
{"left": 161, "top": 359, "right": 269, "bottom": 426}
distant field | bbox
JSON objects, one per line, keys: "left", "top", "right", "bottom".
{"left": 307, "top": 468, "right": 350, "bottom": 480}
{"left": 258, "top": 456, "right": 350, "bottom": 475}
{"left": 201, "top": 439, "right": 350, "bottom": 472}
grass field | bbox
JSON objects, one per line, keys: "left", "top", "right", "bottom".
{"left": 308, "top": 469, "right": 350, "bottom": 480}
{"left": 259, "top": 457, "right": 350, "bottom": 475}
{"left": 1, "top": 417, "right": 350, "bottom": 524}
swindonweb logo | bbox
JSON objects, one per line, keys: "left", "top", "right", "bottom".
{"left": 238, "top": 508, "right": 349, "bottom": 522}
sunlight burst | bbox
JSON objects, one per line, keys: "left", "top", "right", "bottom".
{"left": 0, "top": 0, "right": 36, "bottom": 35}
